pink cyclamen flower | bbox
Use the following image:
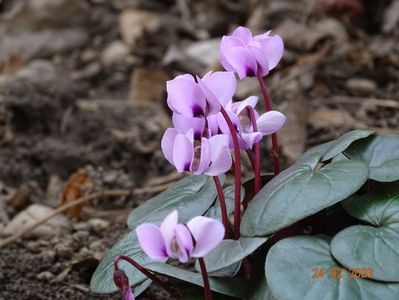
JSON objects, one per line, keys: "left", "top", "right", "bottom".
{"left": 161, "top": 128, "right": 232, "bottom": 176}
{"left": 210, "top": 96, "right": 286, "bottom": 150}
{"left": 136, "top": 210, "right": 225, "bottom": 263}
{"left": 113, "top": 269, "right": 135, "bottom": 300}
{"left": 220, "top": 26, "right": 284, "bottom": 79}
{"left": 166, "top": 71, "right": 236, "bottom": 117}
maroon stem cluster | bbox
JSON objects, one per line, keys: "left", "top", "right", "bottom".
{"left": 257, "top": 74, "right": 281, "bottom": 175}
{"left": 220, "top": 107, "right": 242, "bottom": 240}
{"left": 213, "top": 176, "right": 230, "bottom": 236}
{"left": 246, "top": 106, "right": 261, "bottom": 196}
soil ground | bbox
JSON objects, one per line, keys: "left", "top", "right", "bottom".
{"left": 0, "top": 0, "right": 398, "bottom": 299}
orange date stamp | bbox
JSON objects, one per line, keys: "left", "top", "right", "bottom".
{"left": 312, "top": 267, "right": 374, "bottom": 279}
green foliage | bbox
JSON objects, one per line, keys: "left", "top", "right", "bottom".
{"left": 265, "top": 236, "right": 399, "bottom": 300}
{"left": 145, "top": 262, "right": 248, "bottom": 298}
{"left": 241, "top": 152, "right": 368, "bottom": 236}
{"left": 331, "top": 184, "right": 399, "bottom": 282}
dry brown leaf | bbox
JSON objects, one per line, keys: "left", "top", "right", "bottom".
{"left": 278, "top": 96, "right": 308, "bottom": 164}
{"left": 59, "top": 170, "right": 93, "bottom": 219}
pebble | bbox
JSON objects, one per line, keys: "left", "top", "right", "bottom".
{"left": 101, "top": 41, "right": 130, "bottom": 66}
{"left": 87, "top": 218, "right": 110, "bottom": 233}
{"left": 346, "top": 78, "right": 377, "bottom": 96}
{"left": 36, "top": 271, "right": 55, "bottom": 281}
{"left": 3, "top": 204, "right": 71, "bottom": 239}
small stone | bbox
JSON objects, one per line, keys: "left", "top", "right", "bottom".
{"left": 88, "top": 218, "right": 109, "bottom": 233}
{"left": 3, "top": 204, "right": 71, "bottom": 239}
{"left": 101, "top": 41, "right": 129, "bottom": 66}
{"left": 346, "top": 78, "right": 377, "bottom": 96}
{"left": 119, "top": 9, "right": 161, "bottom": 48}
{"left": 186, "top": 39, "right": 220, "bottom": 67}
{"left": 36, "top": 271, "right": 54, "bottom": 281}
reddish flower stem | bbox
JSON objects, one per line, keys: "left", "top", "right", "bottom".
{"left": 246, "top": 106, "right": 261, "bottom": 196}
{"left": 220, "top": 107, "right": 241, "bottom": 240}
{"left": 198, "top": 257, "right": 213, "bottom": 300}
{"left": 213, "top": 176, "right": 230, "bottom": 236}
{"left": 113, "top": 255, "right": 176, "bottom": 297}
{"left": 256, "top": 74, "right": 281, "bottom": 175}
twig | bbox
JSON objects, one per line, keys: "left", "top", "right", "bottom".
{"left": 327, "top": 96, "right": 399, "bottom": 108}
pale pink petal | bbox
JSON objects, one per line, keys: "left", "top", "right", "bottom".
{"left": 248, "top": 41, "right": 269, "bottom": 77}
{"left": 191, "top": 137, "right": 211, "bottom": 175}
{"left": 206, "top": 115, "right": 219, "bottom": 136}
{"left": 201, "top": 71, "right": 237, "bottom": 108}
{"left": 174, "top": 224, "right": 194, "bottom": 263}
{"left": 252, "top": 31, "right": 272, "bottom": 42}
{"left": 166, "top": 75, "right": 207, "bottom": 117}
{"left": 223, "top": 47, "right": 258, "bottom": 79}
{"left": 232, "top": 26, "right": 252, "bottom": 44}
{"left": 161, "top": 128, "right": 179, "bottom": 165}
{"left": 172, "top": 134, "right": 193, "bottom": 172}
{"left": 256, "top": 111, "right": 286, "bottom": 135}
{"left": 160, "top": 210, "right": 179, "bottom": 257}
{"left": 220, "top": 36, "right": 245, "bottom": 71}
{"left": 259, "top": 34, "right": 284, "bottom": 71}
{"left": 196, "top": 76, "right": 221, "bottom": 116}
{"left": 205, "top": 134, "right": 232, "bottom": 176}
{"left": 172, "top": 113, "right": 205, "bottom": 139}
{"left": 241, "top": 131, "right": 263, "bottom": 149}
{"left": 233, "top": 96, "right": 259, "bottom": 115}
{"left": 136, "top": 224, "right": 167, "bottom": 260}
{"left": 187, "top": 216, "right": 225, "bottom": 257}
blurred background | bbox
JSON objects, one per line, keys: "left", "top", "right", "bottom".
{"left": 0, "top": 0, "right": 398, "bottom": 298}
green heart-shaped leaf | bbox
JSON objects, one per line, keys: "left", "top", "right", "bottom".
{"left": 90, "top": 231, "right": 167, "bottom": 293}
{"left": 196, "top": 237, "right": 267, "bottom": 275}
{"left": 145, "top": 262, "right": 248, "bottom": 298}
{"left": 331, "top": 185, "right": 399, "bottom": 282}
{"left": 266, "top": 236, "right": 399, "bottom": 300}
{"left": 128, "top": 175, "right": 222, "bottom": 228}
{"left": 241, "top": 153, "right": 368, "bottom": 236}
{"left": 343, "top": 134, "right": 399, "bottom": 182}
{"left": 304, "top": 129, "right": 374, "bottom": 161}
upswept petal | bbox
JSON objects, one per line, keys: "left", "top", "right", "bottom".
{"left": 220, "top": 36, "right": 245, "bottom": 71}
{"left": 136, "top": 224, "right": 167, "bottom": 260}
{"left": 232, "top": 26, "right": 252, "bottom": 44}
{"left": 173, "top": 134, "right": 193, "bottom": 172}
{"left": 233, "top": 96, "right": 259, "bottom": 115}
{"left": 174, "top": 224, "right": 194, "bottom": 263}
{"left": 248, "top": 42, "right": 269, "bottom": 77}
{"left": 259, "top": 34, "right": 284, "bottom": 71}
{"left": 161, "top": 128, "right": 179, "bottom": 165}
{"left": 187, "top": 216, "right": 225, "bottom": 257}
{"left": 223, "top": 47, "right": 258, "bottom": 79}
{"left": 167, "top": 75, "right": 207, "bottom": 117}
{"left": 196, "top": 77, "right": 221, "bottom": 116}
{"left": 201, "top": 71, "right": 237, "bottom": 109}
{"left": 206, "top": 115, "right": 219, "bottom": 136}
{"left": 256, "top": 111, "right": 286, "bottom": 135}
{"left": 205, "top": 134, "right": 232, "bottom": 176}
{"left": 172, "top": 113, "right": 205, "bottom": 139}
{"left": 191, "top": 137, "right": 211, "bottom": 175}
{"left": 160, "top": 210, "right": 179, "bottom": 257}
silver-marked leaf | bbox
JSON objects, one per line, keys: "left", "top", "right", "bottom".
{"left": 343, "top": 134, "right": 399, "bottom": 182}
{"left": 331, "top": 185, "right": 399, "bottom": 282}
{"left": 197, "top": 238, "right": 267, "bottom": 274}
{"left": 241, "top": 153, "right": 368, "bottom": 236}
{"left": 303, "top": 129, "right": 374, "bottom": 161}
{"left": 128, "top": 175, "right": 223, "bottom": 228}
{"left": 266, "top": 236, "right": 399, "bottom": 300}
{"left": 90, "top": 231, "right": 167, "bottom": 293}
{"left": 249, "top": 275, "right": 276, "bottom": 300}
{"left": 145, "top": 262, "right": 248, "bottom": 298}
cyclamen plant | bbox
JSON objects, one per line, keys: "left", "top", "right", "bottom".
{"left": 91, "top": 26, "right": 399, "bottom": 300}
